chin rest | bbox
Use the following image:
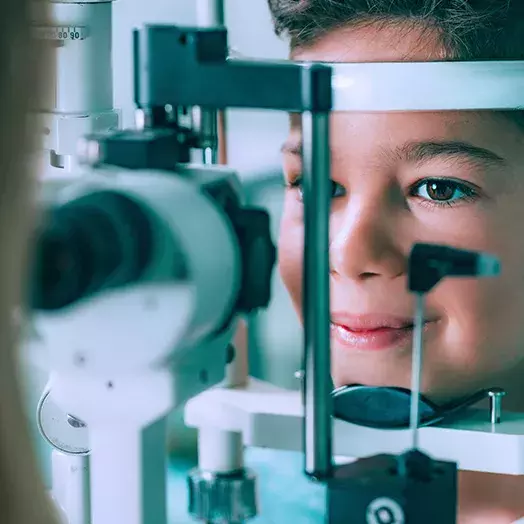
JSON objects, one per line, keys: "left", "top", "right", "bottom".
{"left": 332, "top": 384, "right": 494, "bottom": 429}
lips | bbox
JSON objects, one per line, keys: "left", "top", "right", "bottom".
{"left": 330, "top": 314, "right": 437, "bottom": 351}
{"left": 332, "top": 314, "right": 415, "bottom": 331}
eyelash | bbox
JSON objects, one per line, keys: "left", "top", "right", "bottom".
{"left": 286, "top": 177, "right": 480, "bottom": 209}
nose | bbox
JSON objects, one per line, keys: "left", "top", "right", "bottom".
{"left": 330, "top": 203, "right": 406, "bottom": 281}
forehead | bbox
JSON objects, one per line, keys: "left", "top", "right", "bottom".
{"left": 291, "top": 22, "right": 448, "bottom": 63}
{"left": 289, "top": 110, "right": 507, "bottom": 147}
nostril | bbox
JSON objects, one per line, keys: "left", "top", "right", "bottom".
{"left": 360, "top": 271, "right": 380, "bottom": 279}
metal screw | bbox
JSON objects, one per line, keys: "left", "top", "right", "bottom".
{"left": 135, "top": 108, "right": 146, "bottom": 131}
{"left": 294, "top": 370, "right": 305, "bottom": 381}
{"left": 164, "top": 104, "right": 175, "bottom": 122}
{"left": 67, "top": 415, "right": 86, "bottom": 429}
{"left": 77, "top": 138, "right": 100, "bottom": 165}
{"left": 74, "top": 353, "right": 86, "bottom": 366}
{"left": 488, "top": 388, "right": 506, "bottom": 424}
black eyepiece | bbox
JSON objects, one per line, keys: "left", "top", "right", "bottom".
{"left": 30, "top": 191, "right": 154, "bottom": 311}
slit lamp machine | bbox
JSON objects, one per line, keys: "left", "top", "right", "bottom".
{"left": 26, "top": 0, "right": 524, "bottom": 522}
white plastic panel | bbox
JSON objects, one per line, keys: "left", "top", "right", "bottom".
{"left": 332, "top": 61, "right": 524, "bottom": 111}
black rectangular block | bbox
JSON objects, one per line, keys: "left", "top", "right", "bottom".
{"left": 327, "top": 453, "right": 457, "bottom": 524}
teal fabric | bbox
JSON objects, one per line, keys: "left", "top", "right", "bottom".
{"left": 168, "top": 449, "right": 326, "bottom": 523}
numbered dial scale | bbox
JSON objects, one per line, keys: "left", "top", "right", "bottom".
{"left": 34, "top": 26, "right": 89, "bottom": 42}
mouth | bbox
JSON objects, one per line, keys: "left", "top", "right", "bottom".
{"left": 330, "top": 314, "right": 438, "bottom": 351}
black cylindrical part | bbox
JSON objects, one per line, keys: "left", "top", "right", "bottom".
{"left": 31, "top": 191, "right": 154, "bottom": 311}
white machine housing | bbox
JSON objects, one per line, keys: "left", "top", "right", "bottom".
{"left": 31, "top": 164, "right": 245, "bottom": 524}
{"left": 32, "top": 164, "right": 242, "bottom": 419}
{"left": 33, "top": 0, "right": 119, "bottom": 173}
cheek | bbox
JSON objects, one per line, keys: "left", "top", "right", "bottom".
{"left": 278, "top": 212, "right": 304, "bottom": 314}
{"left": 430, "top": 210, "right": 524, "bottom": 381}
{"left": 427, "top": 278, "right": 524, "bottom": 403}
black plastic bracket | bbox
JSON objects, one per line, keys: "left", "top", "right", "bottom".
{"left": 328, "top": 453, "right": 457, "bottom": 524}
{"left": 133, "top": 25, "right": 333, "bottom": 112}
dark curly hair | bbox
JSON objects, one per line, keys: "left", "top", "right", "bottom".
{"left": 267, "top": 0, "right": 524, "bottom": 60}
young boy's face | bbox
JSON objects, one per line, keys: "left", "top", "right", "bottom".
{"left": 278, "top": 23, "right": 524, "bottom": 406}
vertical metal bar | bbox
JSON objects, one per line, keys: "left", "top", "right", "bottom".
{"left": 196, "top": 0, "right": 225, "bottom": 165}
{"left": 200, "top": 108, "right": 219, "bottom": 164}
{"left": 202, "top": 147, "right": 217, "bottom": 164}
{"left": 217, "top": 111, "right": 228, "bottom": 165}
{"left": 196, "top": 0, "right": 225, "bottom": 27}
{"left": 89, "top": 420, "right": 167, "bottom": 524}
{"left": 301, "top": 111, "right": 333, "bottom": 478}
{"left": 409, "top": 293, "right": 425, "bottom": 449}
{"left": 488, "top": 388, "right": 506, "bottom": 424}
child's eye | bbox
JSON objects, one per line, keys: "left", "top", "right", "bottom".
{"left": 288, "top": 177, "right": 346, "bottom": 200}
{"left": 410, "top": 178, "right": 479, "bottom": 208}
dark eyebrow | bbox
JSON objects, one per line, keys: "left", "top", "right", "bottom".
{"left": 281, "top": 139, "right": 506, "bottom": 168}
{"left": 397, "top": 141, "right": 507, "bottom": 168}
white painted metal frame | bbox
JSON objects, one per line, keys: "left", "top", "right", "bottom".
{"left": 185, "top": 379, "right": 524, "bottom": 476}
{"left": 331, "top": 61, "right": 524, "bottom": 111}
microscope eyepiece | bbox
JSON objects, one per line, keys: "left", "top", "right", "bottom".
{"left": 31, "top": 191, "right": 154, "bottom": 311}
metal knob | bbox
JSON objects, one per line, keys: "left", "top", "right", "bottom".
{"left": 294, "top": 370, "right": 305, "bottom": 381}
{"left": 187, "top": 468, "right": 258, "bottom": 524}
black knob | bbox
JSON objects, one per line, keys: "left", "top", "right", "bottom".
{"left": 231, "top": 207, "right": 277, "bottom": 313}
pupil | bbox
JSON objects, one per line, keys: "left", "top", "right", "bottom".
{"left": 427, "top": 181, "right": 453, "bottom": 201}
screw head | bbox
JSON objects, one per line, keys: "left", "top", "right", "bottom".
{"left": 488, "top": 387, "right": 506, "bottom": 398}
{"left": 67, "top": 415, "right": 86, "bottom": 429}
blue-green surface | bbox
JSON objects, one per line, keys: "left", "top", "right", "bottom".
{"left": 168, "top": 449, "right": 327, "bottom": 523}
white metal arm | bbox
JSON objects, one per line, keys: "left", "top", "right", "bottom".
{"left": 331, "top": 61, "right": 524, "bottom": 111}
{"left": 185, "top": 378, "right": 524, "bottom": 476}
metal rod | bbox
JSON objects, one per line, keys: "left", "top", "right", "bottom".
{"left": 301, "top": 111, "right": 332, "bottom": 478}
{"left": 202, "top": 147, "right": 217, "bottom": 164}
{"left": 490, "top": 394, "right": 502, "bottom": 424}
{"left": 217, "top": 111, "right": 228, "bottom": 165}
{"left": 196, "top": 0, "right": 225, "bottom": 165}
{"left": 196, "top": 0, "right": 225, "bottom": 27}
{"left": 409, "top": 293, "right": 425, "bottom": 449}
{"left": 488, "top": 388, "right": 506, "bottom": 424}
{"left": 200, "top": 108, "right": 219, "bottom": 164}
